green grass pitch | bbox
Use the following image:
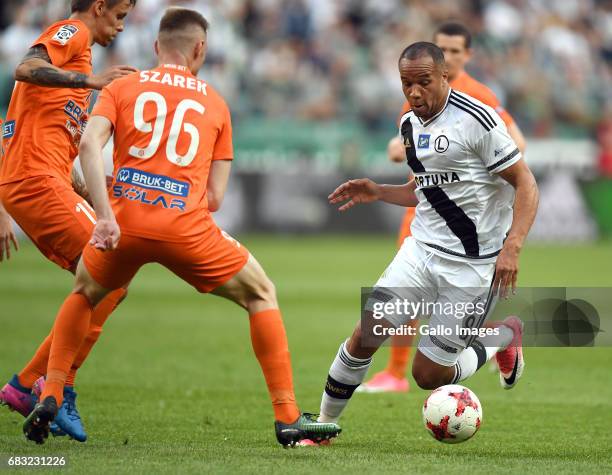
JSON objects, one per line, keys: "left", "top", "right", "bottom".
{"left": 1, "top": 236, "right": 611, "bottom": 474}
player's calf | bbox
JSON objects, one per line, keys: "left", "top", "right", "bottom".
{"left": 411, "top": 351, "right": 457, "bottom": 390}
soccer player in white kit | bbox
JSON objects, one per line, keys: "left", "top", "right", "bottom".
{"left": 317, "top": 42, "right": 539, "bottom": 430}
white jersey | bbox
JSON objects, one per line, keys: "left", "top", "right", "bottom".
{"left": 399, "top": 88, "right": 521, "bottom": 263}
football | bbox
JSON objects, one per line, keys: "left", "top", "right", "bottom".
{"left": 422, "top": 384, "right": 483, "bottom": 444}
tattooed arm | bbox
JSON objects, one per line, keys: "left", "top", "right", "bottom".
{"left": 72, "top": 167, "right": 92, "bottom": 205}
{"left": 14, "top": 45, "right": 137, "bottom": 90}
{"left": 15, "top": 45, "right": 89, "bottom": 88}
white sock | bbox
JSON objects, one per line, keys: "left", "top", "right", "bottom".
{"left": 452, "top": 326, "right": 513, "bottom": 383}
{"left": 318, "top": 341, "right": 372, "bottom": 423}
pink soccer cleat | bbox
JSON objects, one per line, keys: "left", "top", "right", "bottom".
{"left": 355, "top": 370, "right": 409, "bottom": 393}
{"left": 495, "top": 316, "right": 525, "bottom": 390}
{"left": 297, "top": 438, "right": 332, "bottom": 447}
{"left": 0, "top": 375, "right": 37, "bottom": 417}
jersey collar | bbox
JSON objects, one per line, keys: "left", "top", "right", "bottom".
{"left": 158, "top": 63, "right": 192, "bottom": 75}
{"left": 416, "top": 88, "right": 451, "bottom": 127}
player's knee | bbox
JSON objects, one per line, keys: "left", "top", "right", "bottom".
{"left": 73, "top": 279, "right": 108, "bottom": 307}
{"left": 412, "top": 365, "right": 447, "bottom": 390}
{"left": 246, "top": 274, "right": 277, "bottom": 309}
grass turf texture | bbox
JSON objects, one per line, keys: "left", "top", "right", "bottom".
{"left": 1, "top": 236, "right": 611, "bottom": 474}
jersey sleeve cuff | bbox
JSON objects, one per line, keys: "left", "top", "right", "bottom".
{"left": 32, "top": 41, "right": 63, "bottom": 67}
{"left": 487, "top": 148, "right": 521, "bottom": 173}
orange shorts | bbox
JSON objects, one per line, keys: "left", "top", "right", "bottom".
{"left": 83, "top": 226, "right": 249, "bottom": 293}
{"left": 0, "top": 175, "right": 96, "bottom": 270}
{"left": 397, "top": 207, "right": 416, "bottom": 248}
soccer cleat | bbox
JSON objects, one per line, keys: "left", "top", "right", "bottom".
{"left": 274, "top": 413, "right": 341, "bottom": 448}
{"left": 0, "top": 374, "right": 37, "bottom": 417}
{"left": 23, "top": 396, "right": 58, "bottom": 445}
{"left": 32, "top": 378, "right": 67, "bottom": 437}
{"left": 32, "top": 378, "right": 85, "bottom": 441}
{"left": 355, "top": 370, "right": 409, "bottom": 393}
{"left": 54, "top": 388, "right": 87, "bottom": 442}
{"left": 495, "top": 316, "right": 525, "bottom": 390}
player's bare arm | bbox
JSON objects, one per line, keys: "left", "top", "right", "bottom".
{"left": 493, "top": 159, "right": 539, "bottom": 298}
{"left": 79, "top": 115, "right": 119, "bottom": 250}
{"left": 207, "top": 160, "right": 232, "bottom": 212}
{"left": 15, "top": 45, "right": 136, "bottom": 90}
{"left": 0, "top": 201, "right": 19, "bottom": 261}
{"left": 387, "top": 136, "right": 406, "bottom": 163}
{"left": 329, "top": 178, "right": 418, "bottom": 211}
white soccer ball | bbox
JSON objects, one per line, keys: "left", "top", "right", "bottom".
{"left": 422, "top": 384, "right": 483, "bottom": 444}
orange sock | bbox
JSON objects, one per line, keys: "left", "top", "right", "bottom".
{"left": 65, "top": 288, "right": 126, "bottom": 386}
{"left": 385, "top": 321, "right": 418, "bottom": 379}
{"left": 41, "top": 293, "right": 93, "bottom": 406}
{"left": 18, "top": 332, "right": 53, "bottom": 389}
{"left": 386, "top": 345, "right": 411, "bottom": 379}
{"left": 18, "top": 288, "right": 126, "bottom": 389}
{"left": 249, "top": 309, "right": 300, "bottom": 424}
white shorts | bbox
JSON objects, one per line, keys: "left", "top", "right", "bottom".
{"left": 370, "top": 237, "right": 497, "bottom": 366}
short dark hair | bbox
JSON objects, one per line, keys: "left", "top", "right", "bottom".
{"left": 159, "top": 7, "right": 209, "bottom": 35}
{"left": 71, "top": 0, "right": 137, "bottom": 13}
{"left": 399, "top": 41, "right": 446, "bottom": 67}
{"left": 434, "top": 21, "right": 472, "bottom": 49}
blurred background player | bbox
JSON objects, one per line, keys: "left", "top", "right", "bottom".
{"left": 23, "top": 7, "right": 341, "bottom": 447}
{"left": 360, "top": 21, "right": 528, "bottom": 394}
{"left": 0, "top": 0, "right": 137, "bottom": 441}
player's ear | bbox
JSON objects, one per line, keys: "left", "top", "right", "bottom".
{"left": 464, "top": 47, "right": 473, "bottom": 61}
{"left": 154, "top": 40, "right": 159, "bottom": 57}
{"left": 194, "top": 40, "right": 206, "bottom": 63}
{"left": 440, "top": 64, "right": 449, "bottom": 83}
{"left": 94, "top": 0, "right": 106, "bottom": 16}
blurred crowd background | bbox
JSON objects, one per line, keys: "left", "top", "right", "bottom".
{"left": 0, "top": 0, "right": 611, "bottom": 239}
{"left": 1, "top": 0, "right": 611, "bottom": 135}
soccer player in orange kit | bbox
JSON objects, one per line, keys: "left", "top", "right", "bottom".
{"left": 0, "top": 0, "right": 137, "bottom": 441}
{"left": 359, "top": 22, "right": 527, "bottom": 394}
{"left": 22, "top": 7, "right": 341, "bottom": 448}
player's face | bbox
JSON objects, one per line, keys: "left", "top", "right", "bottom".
{"left": 434, "top": 33, "right": 471, "bottom": 81}
{"left": 94, "top": 0, "right": 133, "bottom": 47}
{"left": 399, "top": 56, "right": 449, "bottom": 120}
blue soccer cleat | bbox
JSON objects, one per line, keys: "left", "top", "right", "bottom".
{"left": 54, "top": 387, "right": 87, "bottom": 442}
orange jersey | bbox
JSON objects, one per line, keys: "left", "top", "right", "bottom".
{"left": 399, "top": 70, "right": 514, "bottom": 127}
{"left": 92, "top": 64, "right": 233, "bottom": 242}
{"left": 0, "top": 19, "right": 93, "bottom": 186}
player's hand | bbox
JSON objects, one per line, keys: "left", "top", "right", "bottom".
{"left": 493, "top": 240, "right": 521, "bottom": 299}
{"left": 328, "top": 178, "right": 381, "bottom": 212}
{"left": 87, "top": 65, "right": 138, "bottom": 90}
{"left": 0, "top": 208, "right": 19, "bottom": 262}
{"left": 387, "top": 136, "right": 406, "bottom": 163}
{"left": 90, "top": 218, "right": 120, "bottom": 251}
